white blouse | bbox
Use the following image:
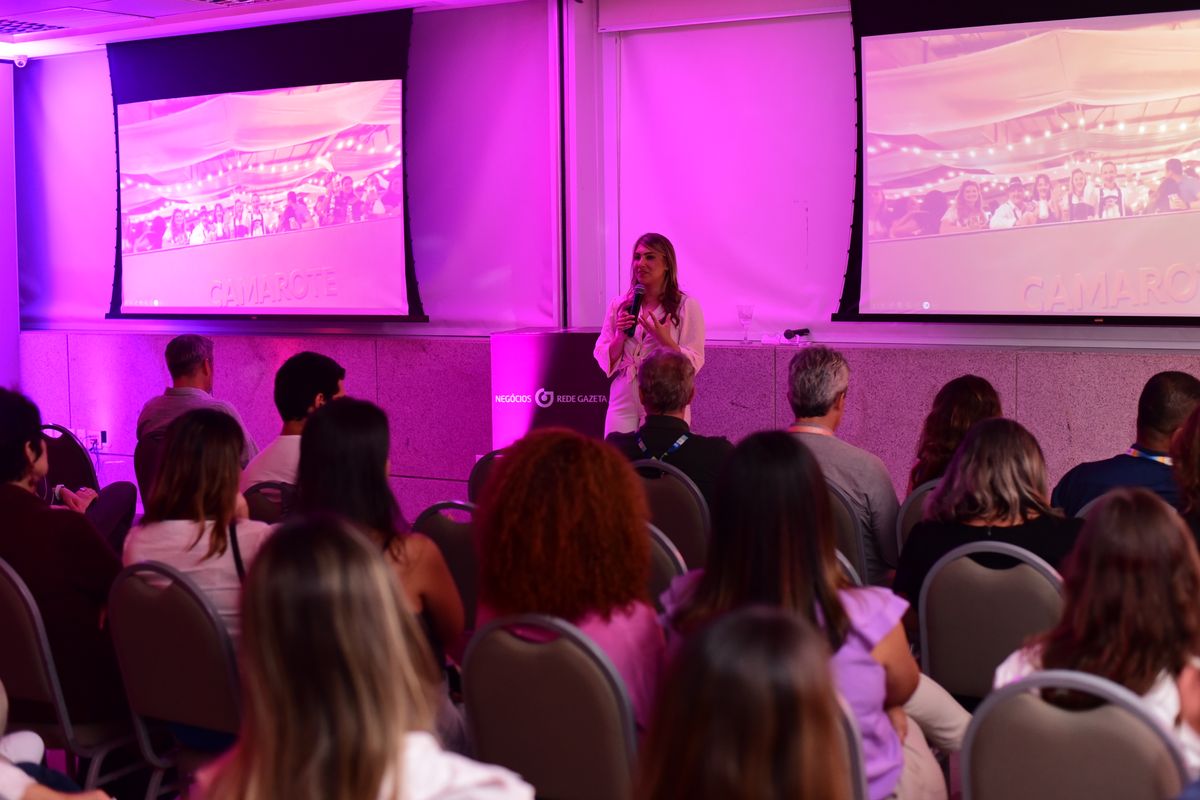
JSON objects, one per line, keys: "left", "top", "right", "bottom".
{"left": 592, "top": 292, "right": 705, "bottom": 380}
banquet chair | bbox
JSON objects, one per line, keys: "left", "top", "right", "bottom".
{"left": 1075, "top": 494, "right": 1105, "bottom": 519}
{"left": 839, "top": 699, "right": 870, "bottom": 800}
{"left": 827, "top": 483, "right": 869, "bottom": 584}
{"left": 413, "top": 501, "right": 478, "bottom": 632}
{"left": 467, "top": 449, "right": 504, "bottom": 503}
{"left": 836, "top": 550, "right": 864, "bottom": 587}
{"left": 963, "top": 670, "right": 1187, "bottom": 800}
{"left": 38, "top": 424, "right": 100, "bottom": 504}
{"left": 108, "top": 561, "right": 241, "bottom": 799}
{"left": 631, "top": 459, "right": 710, "bottom": 569}
{"left": 0, "top": 559, "right": 138, "bottom": 790}
{"left": 919, "top": 542, "right": 1063, "bottom": 705}
{"left": 134, "top": 430, "right": 168, "bottom": 509}
{"left": 463, "top": 614, "right": 636, "bottom": 800}
{"left": 647, "top": 522, "right": 686, "bottom": 612}
{"left": 242, "top": 481, "right": 296, "bottom": 524}
{"left": 896, "top": 478, "right": 940, "bottom": 556}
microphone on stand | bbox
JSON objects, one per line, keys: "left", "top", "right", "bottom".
{"left": 783, "top": 327, "right": 811, "bottom": 340}
{"left": 624, "top": 285, "right": 646, "bottom": 337}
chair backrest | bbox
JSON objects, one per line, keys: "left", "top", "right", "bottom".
{"left": 108, "top": 562, "right": 241, "bottom": 737}
{"left": 463, "top": 614, "right": 636, "bottom": 800}
{"left": 919, "top": 542, "right": 1063, "bottom": 700}
{"left": 632, "top": 459, "right": 710, "bottom": 570}
{"left": 838, "top": 698, "right": 870, "bottom": 800}
{"left": 963, "top": 670, "right": 1188, "bottom": 800}
{"left": 1075, "top": 494, "right": 1105, "bottom": 519}
{"left": 39, "top": 424, "right": 100, "bottom": 503}
{"left": 412, "top": 501, "right": 478, "bottom": 632}
{"left": 647, "top": 522, "right": 686, "bottom": 612}
{"left": 467, "top": 449, "right": 505, "bottom": 503}
{"left": 827, "top": 483, "right": 868, "bottom": 584}
{"left": 835, "top": 550, "right": 864, "bottom": 587}
{"left": 134, "top": 430, "right": 168, "bottom": 509}
{"left": 242, "top": 481, "right": 296, "bottom": 524}
{"left": 896, "top": 478, "right": 940, "bottom": 556}
{"left": 0, "top": 559, "right": 76, "bottom": 746}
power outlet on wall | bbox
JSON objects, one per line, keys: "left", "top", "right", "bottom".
{"left": 74, "top": 429, "right": 109, "bottom": 453}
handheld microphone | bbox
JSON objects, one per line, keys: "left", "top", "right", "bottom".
{"left": 624, "top": 285, "right": 646, "bottom": 337}
{"left": 783, "top": 327, "right": 811, "bottom": 340}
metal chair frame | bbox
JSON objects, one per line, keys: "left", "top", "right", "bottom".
{"left": 0, "top": 559, "right": 139, "bottom": 789}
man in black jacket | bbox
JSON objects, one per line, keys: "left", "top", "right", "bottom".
{"left": 606, "top": 350, "right": 732, "bottom": 505}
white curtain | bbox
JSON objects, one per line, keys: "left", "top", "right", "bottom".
{"left": 118, "top": 81, "right": 401, "bottom": 174}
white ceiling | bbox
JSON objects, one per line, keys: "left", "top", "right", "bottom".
{"left": 0, "top": 0, "right": 521, "bottom": 59}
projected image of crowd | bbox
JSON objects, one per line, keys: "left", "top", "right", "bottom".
{"left": 121, "top": 171, "right": 402, "bottom": 254}
{"left": 862, "top": 18, "right": 1200, "bottom": 242}
{"left": 866, "top": 157, "right": 1200, "bottom": 240}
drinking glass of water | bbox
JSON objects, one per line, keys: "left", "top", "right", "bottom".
{"left": 736, "top": 304, "right": 754, "bottom": 343}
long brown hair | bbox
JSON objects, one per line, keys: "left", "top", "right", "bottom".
{"left": 475, "top": 428, "right": 650, "bottom": 621}
{"left": 1037, "top": 488, "right": 1200, "bottom": 695}
{"left": 1172, "top": 403, "right": 1200, "bottom": 517}
{"left": 927, "top": 417, "right": 1055, "bottom": 524}
{"left": 909, "top": 375, "right": 1002, "bottom": 490}
{"left": 671, "top": 432, "right": 850, "bottom": 653}
{"left": 143, "top": 408, "right": 243, "bottom": 559}
{"left": 204, "top": 516, "right": 435, "bottom": 800}
{"left": 630, "top": 232, "right": 684, "bottom": 327}
{"left": 637, "top": 607, "right": 849, "bottom": 800}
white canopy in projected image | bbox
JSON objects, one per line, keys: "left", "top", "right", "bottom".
{"left": 860, "top": 12, "right": 1200, "bottom": 319}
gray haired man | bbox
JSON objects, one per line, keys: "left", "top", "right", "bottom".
{"left": 787, "top": 345, "right": 898, "bottom": 584}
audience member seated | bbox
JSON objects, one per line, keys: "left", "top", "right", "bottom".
{"left": 0, "top": 389, "right": 128, "bottom": 725}
{"left": 606, "top": 350, "right": 732, "bottom": 504}
{"left": 196, "top": 517, "right": 532, "bottom": 800}
{"left": 994, "top": 488, "right": 1200, "bottom": 776}
{"left": 1171, "top": 404, "right": 1200, "bottom": 546}
{"left": 124, "top": 409, "right": 274, "bottom": 638}
{"left": 1052, "top": 370, "right": 1200, "bottom": 515}
{"left": 241, "top": 351, "right": 345, "bottom": 491}
{"left": 894, "top": 418, "right": 1082, "bottom": 619}
{"left": 637, "top": 607, "right": 850, "bottom": 800}
{"left": 908, "top": 375, "right": 1002, "bottom": 492}
{"left": 473, "top": 428, "right": 665, "bottom": 730}
{"left": 296, "top": 398, "right": 464, "bottom": 662}
{"left": 787, "top": 345, "right": 899, "bottom": 584}
{"left": 662, "top": 431, "right": 965, "bottom": 800}
{"left": 137, "top": 334, "right": 259, "bottom": 466}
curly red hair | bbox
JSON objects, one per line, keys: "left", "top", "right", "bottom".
{"left": 475, "top": 428, "right": 650, "bottom": 621}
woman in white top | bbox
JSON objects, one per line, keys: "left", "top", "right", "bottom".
{"left": 593, "top": 233, "right": 704, "bottom": 436}
{"left": 124, "top": 408, "right": 272, "bottom": 638}
{"left": 198, "top": 516, "right": 532, "bottom": 800}
{"left": 994, "top": 487, "right": 1200, "bottom": 776}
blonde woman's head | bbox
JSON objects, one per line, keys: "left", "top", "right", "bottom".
{"left": 206, "top": 515, "right": 435, "bottom": 800}
{"left": 928, "top": 417, "right": 1055, "bottom": 524}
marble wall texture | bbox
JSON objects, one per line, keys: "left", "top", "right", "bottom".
{"left": 19, "top": 331, "right": 1200, "bottom": 511}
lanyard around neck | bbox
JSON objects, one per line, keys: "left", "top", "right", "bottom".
{"left": 1127, "top": 446, "right": 1172, "bottom": 466}
{"left": 637, "top": 432, "right": 689, "bottom": 461}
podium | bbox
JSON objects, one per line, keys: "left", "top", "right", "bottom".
{"left": 490, "top": 328, "right": 611, "bottom": 450}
